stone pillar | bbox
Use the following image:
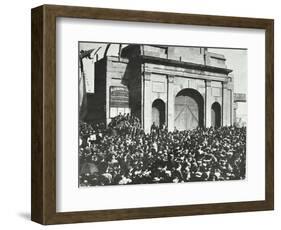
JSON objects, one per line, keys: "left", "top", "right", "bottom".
{"left": 167, "top": 75, "right": 174, "bottom": 132}
{"left": 233, "top": 102, "right": 238, "bottom": 126}
{"left": 205, "top": 80, "right": 212, "bottom": 127}
{"left": 222, "top": 81, "right": 231, "bottom": 126}
{"left": 143, "top": 72, "right": 152, "bottom": 133}
{"left": 105, "top": 61, "right": 112, "bottom": 126}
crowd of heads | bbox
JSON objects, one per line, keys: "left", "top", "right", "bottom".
{"left": 79, "top": 114, "right": 246, "bottom": 186}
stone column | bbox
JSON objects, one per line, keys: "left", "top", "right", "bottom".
{"left": 233, "top": 102, "right": 238, "bottom": 126}
{"left": 143, "top": 72, "right": 152, "bottom": 133}
{"left": 205, "top": 80, "right": 212, "bottom": 127}
{"left": 167, "top": 75, "right": 174, "bottom": 132}
{"left": 105, "top": 60, "right": 112, "bottom": 126}
{"left": 222, "top": 81, "right": 230, "bottom": 126}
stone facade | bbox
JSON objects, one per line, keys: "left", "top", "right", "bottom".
{"left": 82, "top": 45, "right": 234, "bottom": 132}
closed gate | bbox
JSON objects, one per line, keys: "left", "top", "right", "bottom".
{"left": 174, "top": 88, "right": 204, "bottom": 131}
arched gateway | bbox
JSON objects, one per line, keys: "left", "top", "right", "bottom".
{"left": 152, "top": 99, "right": 165, "bottom": 127}
{"left": 174, "top": 88, "right": 204, "bottom": 131}
{"left": 211, "top": 102, "right": 221, "bottom": 128}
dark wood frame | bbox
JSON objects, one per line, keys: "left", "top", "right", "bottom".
{"left": 31, "top": 4, "right": 274, "bottom": 225}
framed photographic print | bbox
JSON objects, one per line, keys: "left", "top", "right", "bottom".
{"left": 31, "top": 4, "right": 274, "bottom": 225}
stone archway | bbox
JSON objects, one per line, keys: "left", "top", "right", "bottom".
{"left": 152, "top": 99, "right": 165, "bottom": 127}
{"left": 174, "top": 88, "right": 204, "bottom": 131}
{"left": 211, "top": 102, "right": 221, "bottom": 128}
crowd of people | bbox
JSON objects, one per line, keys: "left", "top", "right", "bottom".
{"left": 79, "top": 114, "right": 246, "bottom": 186}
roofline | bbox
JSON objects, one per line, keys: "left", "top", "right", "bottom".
{"left": 139, "top": 55, "right": 233, "bottom": 75}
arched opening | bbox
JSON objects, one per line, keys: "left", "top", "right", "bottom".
{"left": 211, "top": 102, "right": 221, "bottom": 128}
{"left": 174, "top": 88, "right": 204, "bottom": 131}
{"left": 152, "top": 99, "right": 165, "bottom": 127}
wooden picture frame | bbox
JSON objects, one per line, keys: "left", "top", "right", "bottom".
{"left": 31, "top": 4, "right": 274, "bottom": 225}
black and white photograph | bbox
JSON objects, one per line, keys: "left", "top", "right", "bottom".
{"left": 78, "top": 42, "right": 247, "bottom": 187}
